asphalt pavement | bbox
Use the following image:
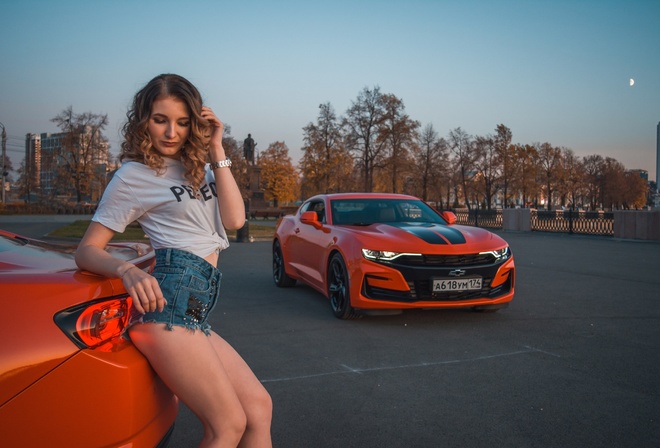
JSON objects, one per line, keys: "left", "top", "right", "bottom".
{"left": 2, "top": 216, "right": 659, "bottom": 447}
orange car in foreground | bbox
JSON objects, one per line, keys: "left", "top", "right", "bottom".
{"left": 0, "top": 230, "right": 177, "bottom": 447}
{"left": 273, "top": 193, "right": 515, "bottom": 319}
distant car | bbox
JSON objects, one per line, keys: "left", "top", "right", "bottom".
{"left": 0, "top": 230, "right": 177, "bottom": 447}
{"left": 273, "top": 193, "right": 515, "bottom": 319}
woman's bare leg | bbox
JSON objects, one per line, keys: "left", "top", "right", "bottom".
{"left": 206, "top": 332, "right": 273, "bottom": 447}
{"left": 128, "top": 324, "right": 272, "bottom": 447}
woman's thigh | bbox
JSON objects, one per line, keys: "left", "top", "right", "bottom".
{"left": 206, "top": 331, "right": 272, "bottom": 416}
{"left": 128, "top": 323, "right": 244, "bottom": 422}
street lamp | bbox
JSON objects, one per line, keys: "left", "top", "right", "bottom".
{"left": 0, "top": 122, "right": 6, "bottom": 204}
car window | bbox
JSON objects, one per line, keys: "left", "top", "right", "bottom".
{"left": 330, "top": 199, "right": 446, "bottom": 226}
{"left": 300, "top": 200, "right": 326, "bottom": 223}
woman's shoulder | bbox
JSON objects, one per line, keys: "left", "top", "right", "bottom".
{"left": 108, "top": 161, "right": 154, "bottom": 186}
{"left": 115, "top": 160, "right": 152, "bottom": 176}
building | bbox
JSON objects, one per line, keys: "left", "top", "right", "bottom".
{"left": 40, "top": 132, "right": 66, "bottom": 197}
{"left": 24, "top": 127, "right": 110, "bottom": 201}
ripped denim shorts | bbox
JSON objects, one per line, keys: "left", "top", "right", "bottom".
{"left": 129, "top": 248, "right": 222, "bottom": 336}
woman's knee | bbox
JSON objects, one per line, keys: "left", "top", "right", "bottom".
{"left": 207, "top": 408, "right": 247, "bottom": 443}
{"left": 248, "top": 386, "right": 273, "bottom": 426}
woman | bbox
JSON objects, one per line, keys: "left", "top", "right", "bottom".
{"left": 75, "top": 74, "right": 272, "bottom": 447}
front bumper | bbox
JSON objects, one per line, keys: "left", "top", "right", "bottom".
{"left": 351, "top": 256, "right": 515, "bottom": 309}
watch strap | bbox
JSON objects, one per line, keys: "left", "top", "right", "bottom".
{"left": 210, "top": 158, "right": 232, "bottom": 169}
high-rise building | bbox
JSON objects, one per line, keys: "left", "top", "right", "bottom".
{"left": 25, "top": 133, "right": 41, "bottom": 192}
{"left": 38, "top": 132, "right": 67, "bottom": 197}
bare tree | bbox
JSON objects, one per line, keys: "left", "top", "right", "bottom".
{"left": 582, "top": 154, "right": 604, "bottom": 210}
{"left": 343, "top": 86, "right": 387, "bottom": 192}
{"left": 494, "top": 124, "right": 514, "bottom": 207}
{"left": 377, "top": 94, "right": 420, "bottom": 193}
{"left": 512, "top": 144, "right": 539, "bottom": 207}
{"left": 51, "top": 106, "right": 109, "bottom": 203}
{"left": 16, "top": 159, "right": 36, "bottom": 203}
{"left": 412, "top": 123, "right": 448, "bottom": 203}
{"left": 557, "top": 148, "right": 585, "bottom": 208}
{"left": 447, "top": 127, "right": 475, "bottom": 209}
{"left": 473, "top": 135, "right": 500, "bottom": 209}
{"left": 300, "top": 103, "right": 353, "bottom": 195}
{"left": 536, "top": 142, "right": 562, "bottom": 210}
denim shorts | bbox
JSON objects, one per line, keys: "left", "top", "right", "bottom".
{"left": 129, "top": 248, "right": 222, "bottom": 336}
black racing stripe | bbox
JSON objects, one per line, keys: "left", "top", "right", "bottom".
{"left": 431, "top": 225, "right": 466, "bottom": 244}
{"left": 388, "top": 223, "right": 466, "bottom": 245}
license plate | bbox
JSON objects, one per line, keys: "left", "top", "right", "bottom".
{"left": 432, "top": 277, "right": 482, "bottom": 292}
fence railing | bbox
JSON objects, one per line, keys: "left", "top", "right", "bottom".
{"left": 453, "top": 209, "right": 503, "bottom": 229}
{"left": 532, "top": 209, "right": 614, "bottom": 236}
{"left": 452, "top": 208, "right": 615, "bottom": 237}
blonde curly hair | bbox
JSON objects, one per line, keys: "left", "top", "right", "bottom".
{"left": 120, "top": 74, "right": 211, "bottom": 192}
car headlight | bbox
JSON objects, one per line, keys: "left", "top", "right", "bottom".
{"left": 362, "top": 249, "right": 421, "bottom": 261}
{"left": 479, "top": 246, "right": 511, "bottom": 260}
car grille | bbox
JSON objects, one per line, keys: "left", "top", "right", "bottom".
{"left": 396, "top": 252, "right": 496, "bottom": 267}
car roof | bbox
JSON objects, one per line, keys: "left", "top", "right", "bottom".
{"left": 310, "top": 193, "right": 419, "bottom": 201}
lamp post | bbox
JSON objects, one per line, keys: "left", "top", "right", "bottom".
{"left": 0, "top": 122, "right": 6, "bottom": 204}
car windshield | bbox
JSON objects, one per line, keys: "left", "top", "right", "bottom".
{"left": 330, "top": 198, "right": 447, "bottom": 226}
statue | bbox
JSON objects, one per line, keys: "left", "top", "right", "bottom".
{"left": 243, "top": 134, "right": 256, "bottom": 164}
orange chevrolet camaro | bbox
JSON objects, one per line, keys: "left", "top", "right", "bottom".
{"left": 273, "top": 193, "right": 515, "bottom": 319}
{"left": 0, "top": 229, "right": 177, "bottom": 447}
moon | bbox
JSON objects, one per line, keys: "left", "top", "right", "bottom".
{"left": 630, "top": 78, "right": 635, "bottom": 86}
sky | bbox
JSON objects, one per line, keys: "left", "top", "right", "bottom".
{"left": 1, "top": 0, "right": 659, "bottom": 182}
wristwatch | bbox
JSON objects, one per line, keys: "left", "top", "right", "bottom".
{"left": 210, "top": 158, "right": 232, "bottom": 169}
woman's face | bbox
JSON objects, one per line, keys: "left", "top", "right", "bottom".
{"left": 147, "top": 96, "right": 191, "bottom": 158}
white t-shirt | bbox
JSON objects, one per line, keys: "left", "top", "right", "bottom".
{"left": 92, "top": 158, "right": 230, "bottom": 259}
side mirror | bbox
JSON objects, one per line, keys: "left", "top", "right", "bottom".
{"left": 300, "top": 211, "right": 323, "bottom": 230}
{"left": 440, "top": 211, "right": 457, "bottom": 225}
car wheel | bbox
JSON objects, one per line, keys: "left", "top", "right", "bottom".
{"left": 328, "top": 253, "right": 360, "bottom": 320}
{"left": 273, "top": 240, "right": 296, "bottom": 287}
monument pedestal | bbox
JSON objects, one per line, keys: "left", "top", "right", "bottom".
{"left": 248, "top": 165, "right": 268, "bottom": 210}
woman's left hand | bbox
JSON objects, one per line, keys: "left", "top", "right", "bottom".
{"left": 201, "top": 106, "right": 225, "bottom": 154}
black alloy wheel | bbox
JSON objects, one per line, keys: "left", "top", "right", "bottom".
{"left": 273, "top": 240, "right": 296, "bottom": 287}
{"left": 327, "top": 253, "right": 360, "bottom": 319}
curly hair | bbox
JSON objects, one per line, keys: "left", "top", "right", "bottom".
{"left": 120, "top": 74, "right": 211, "bottom": 192}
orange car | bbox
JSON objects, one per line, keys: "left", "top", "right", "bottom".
{"left": 273, "top": 193, "right": 515, "bottom": 319}
{"left": 0, "top": 230, "right": 178, "bottom": 447}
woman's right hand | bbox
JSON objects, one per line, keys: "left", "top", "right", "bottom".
{"left": 120, "top": 266, "right": 167, "bottom": 314}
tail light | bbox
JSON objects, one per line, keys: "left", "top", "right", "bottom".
{"left": 54, "top": 295, "right": 134, "bottom": 349}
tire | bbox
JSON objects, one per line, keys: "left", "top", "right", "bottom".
{"left": 327, "top": 253, "right": 360, "bottom": 320}
{"left": 273, "top": 240, "right": 296, "bottom": 287}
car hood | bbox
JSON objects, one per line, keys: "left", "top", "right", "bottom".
{"left": 0, "top": 234, "right": 151, "bottom": 274}
{"left": 348, "top": 222, "right": 506, "bottom": 252}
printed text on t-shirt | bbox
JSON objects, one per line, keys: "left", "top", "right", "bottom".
{"left": 170, "top": 182, "right": 217, "bottom": 202}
